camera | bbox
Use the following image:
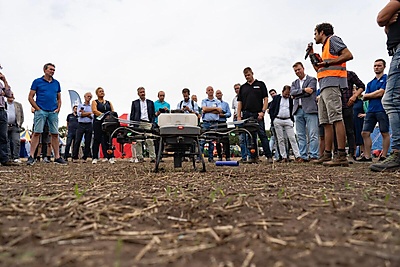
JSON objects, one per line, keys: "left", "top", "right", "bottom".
{"left": 159, "top": 108, "right": 167, "bottom": 113}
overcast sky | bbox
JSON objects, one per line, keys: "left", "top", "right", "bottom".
{"left": 0, "top": 0, "right": 390, "bottom": 129}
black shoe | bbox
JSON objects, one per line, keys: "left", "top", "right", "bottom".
{"left": 54, "top": 157, "right": 68, "bottom": 165}
{"left": 27, "top": 156, "right": 35, "bottom": 166}
{"left": 150, "top": 159, "right": 156, "bottom": 163}
{"left": 218, "top": 157, "right": 223, "bottom": 161}
{"left": 226, "top": 158, "right": 231, "bottom": 161}
{"left": 357, "top": 156, "right": 372, "bottom": 162}
{"left": 1, "top": 161, "right": 19, "bottom": 166}
{"left": 208, "top": 158, "right": 215, "bottom": 163}
{"left": 379, "top": 156, "right": 387, "bottom": 161}
{"left": 370, "top": 151, "right": 400, "bottom": 172}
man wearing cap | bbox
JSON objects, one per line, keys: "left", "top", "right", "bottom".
{"left": 6, "top": 94, "right": 24, "bottom": 163}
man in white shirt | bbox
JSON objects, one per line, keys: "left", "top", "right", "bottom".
{"left": 130, "top": 87, "right": 156, "bottom": 163}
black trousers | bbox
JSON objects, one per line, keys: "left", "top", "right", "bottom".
{"left": 73, "top": 123, "right": 93, "bottom": 160}
{"left": 333, "top": 107, "right": 356, "bottom": 155}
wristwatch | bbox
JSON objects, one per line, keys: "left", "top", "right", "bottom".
{"left": 324, "top": 61, "right": 330, "bottom": 67}
{"left": 261, "top": 109, "right": 266, "bottom": 113}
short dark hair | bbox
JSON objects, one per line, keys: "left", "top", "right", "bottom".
{"left": 137, "top": 86, "right": 145, "bottom": 92}
{"left": 292, "top": 62, "right": 304, "bottom": 68}
{"left": 269, "top": 89, "right": 277, "bottom": 94}
{"left": 375, "top": 58, "right": 386, "bottom": 67}
{"left": 182, "top": 88, "right": 190, "bottom": 95}
{"left": 43, "top": 63, "right": 55, "bottom": 71}
{"left": 282, "top": 85, "right": 291, "bottom": 93}
{"left": 233, "top": 83, "right": 241, "bottom": 88}
{"left": 243, "top": 67, "right": 253, "bottom": 74}
{"left": 315, "top": 23, "right": 334, "bottom": 36}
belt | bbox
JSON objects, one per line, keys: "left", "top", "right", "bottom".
{"left": 298, "top": 105, "right": 302, "bottom": 108}
{"left": 8, "top": 124, "right": 15, "bottom": 127}
{"left": 276, "top": 116, "right": 291, "bottom": 120}
{"left": 389, "top": 43, "right": 400, "bottom": 56}
{"left": 0, "top": 107, "right": 5, "bottom": 111}
{"left": 203, "top": 120, "right": 218, "bottom": 123}
{"left": 79, "top": 122, "right": 92, "bottom": 124}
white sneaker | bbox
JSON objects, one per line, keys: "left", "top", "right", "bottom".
{"left": 13, "top": 159, "right": 22, "bottom": 163}
{"left": 129, "top": 158, "right": 136, "bottom": 163}
{"left": 92, "top": 159, "right": 98, "bottom": 164}
{"left": 109, "top": 158, "right": 115, "bottom": 164}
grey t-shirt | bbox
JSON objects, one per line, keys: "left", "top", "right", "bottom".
{"left": 319, "top": 35, "right": 348, "bottom": 90}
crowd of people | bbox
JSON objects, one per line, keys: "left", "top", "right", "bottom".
{"left": 0, "top": 4, "right": 399, "bottom": 172}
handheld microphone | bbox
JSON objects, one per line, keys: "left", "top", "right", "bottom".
{"left": 304, "top": 42, "right": 313, "bottom": 60}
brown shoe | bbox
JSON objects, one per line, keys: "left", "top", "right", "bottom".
{"left": 313, "top": 152, "right": 332, "bottom": 164}
{"left": 323, "top": 151, "right": 349, "bottom": 167}
{"left": 295, "top": 157, "right": 306, "bottom": 163}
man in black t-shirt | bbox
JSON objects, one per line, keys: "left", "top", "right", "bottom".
{"left": 237, "top": 67, "right": 273, "bottom": 163}
{"left": 371, "top": 0, "right": 400, "bottom": 172}
{"left": 64, "top": 105, "right": 79, "bottom": 161}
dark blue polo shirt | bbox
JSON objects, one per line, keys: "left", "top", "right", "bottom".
{"left": 31, "top": 76, "right": 61, "bottom": 111}
{"left": 365, "top": 74, "right": 386, "bottom": 113}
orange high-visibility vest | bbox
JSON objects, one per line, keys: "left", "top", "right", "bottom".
{"left": 317, "top": 36, "right": 347, "bottom": 80}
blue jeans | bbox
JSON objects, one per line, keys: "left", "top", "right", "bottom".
{"left": 234, "top": 119, "right": 249, "bottom": 160}
{"left": 0, "top": 109, "right": 9, "bottom": 163}
{"left": 242, "top": 111, "right": 272, "bottom": 158}
{"left": 295, "top": 109, "right": 319, "bottom": 159}
{"left": 382, "top": 48, "right": 400, "bottom": 150}
{"left": 200, "top": 121, "right": 218, "bottom": 160}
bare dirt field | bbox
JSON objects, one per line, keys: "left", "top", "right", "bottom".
{"left": 0, "top": 158, "right": 399, "bottom": 267}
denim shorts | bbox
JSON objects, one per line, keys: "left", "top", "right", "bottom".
{"left": 362, "top": 111, "right": 390, "bottom": 133}
{"left": 33, "top": 110, "right": 59, "bottom": 134}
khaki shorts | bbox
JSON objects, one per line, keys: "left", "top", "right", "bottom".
{"left": 318, "top": 86, "right": 343, "bottom": 124}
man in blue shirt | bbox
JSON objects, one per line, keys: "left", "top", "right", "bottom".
{"left": 215, "top": 90, "right": 232, "bottom": 161}
{"left": 154, "top": 91, "right": 170, "bottom": 159}
{"left": 200, "top": 86, "right": 222, "bottom": 163}
{"left": 27, "top": 63, "right": 67, "bottom": 165}
{"left": 360, "top": 59, "right": 390, "bottom": 162}
{"left": 154, "top": 91, "right": 170, "bottom": 125}
{"left": 72, "top": 92, "right": 94, "bottom": 163}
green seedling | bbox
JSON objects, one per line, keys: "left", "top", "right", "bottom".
{"left": 344, "top": 181, "right": 352, "bottom": 190}
{"left": 322, "top": 194, "right": 328, "bottom": 203}
{"left": 74, "top": 184, "right": 86, "bottom": 200}
{"left": 384, "top": 193, "right": 391, "bottom": 203}
{"left": 277, "top": 188, "right": 285, "bottom": 199}
{"left": 114, "top": 238, "right": 123, "bottom": 267}
{"left": 164, "top": 185, "right": 172, "bottom": 197}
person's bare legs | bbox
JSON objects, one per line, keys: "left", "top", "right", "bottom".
{"left": 361, "top": 131, "right": 372, "bottom": 158}
{"left": 29, "top": 133, "right": 40, "bottom": 157}
{"left": 381, "top": 132, "right": 390, "bottom": 157}
{"left": 333, "top": 120, "right": 346, "bottom": 149}
{"left": 51, "top": 134, "right": 60, "bottom": 159}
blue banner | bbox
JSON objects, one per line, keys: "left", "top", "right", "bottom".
{"left": 68, "top": 90, "right": 82, "bottom": 109}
